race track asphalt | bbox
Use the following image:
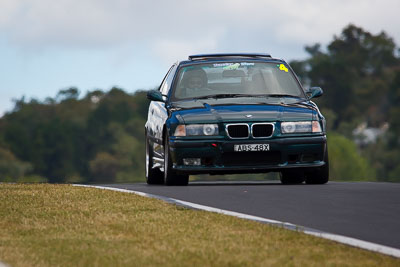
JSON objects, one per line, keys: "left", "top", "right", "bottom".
{"left": 99, "top": 181, "right": 400, "bottom": 249}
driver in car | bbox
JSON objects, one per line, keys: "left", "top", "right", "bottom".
{"left": 180, "top": 68, "right": 210, "bottom": 97}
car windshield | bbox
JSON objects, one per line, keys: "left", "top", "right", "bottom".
{"left": 171, "top": 61, "right": 305, "bottom": 101}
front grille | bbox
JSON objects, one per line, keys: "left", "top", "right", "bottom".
{"left": 252, "top": 124, "right": 273, "bottom": 138}
{"left": 227, "top": 124, "right": 249, "bottom": 138}
{"left": 222, "top": 151, "right": 281, "bottom": 166}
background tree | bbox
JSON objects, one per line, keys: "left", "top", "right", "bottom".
{"left": 291, "top": 24, "right": 400, "bottom": 181}
{"left": 292, "top": 24, "right": 399, "bottom": 132}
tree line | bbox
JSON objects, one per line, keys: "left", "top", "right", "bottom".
{"left": 0, "top": 88, "right": 148, "bottom": 183}
{"left": 0, "top": 24, "right": 399, "bottom": 183}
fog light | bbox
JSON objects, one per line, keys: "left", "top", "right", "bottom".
{"left": 183, "top": 158, "right": 201, "bottom": 166}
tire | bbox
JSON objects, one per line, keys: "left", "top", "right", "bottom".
{"left": 305, "top": 149, "right": 329, "bottom": 184}
{"left": 145, "top": 135, "right": 164, "bottom": 185}
{"left": 280, "top": 170, "right": 305, "bottom": 185}
{"left": 164, "top": 134, "right": 189, "bottom": 186}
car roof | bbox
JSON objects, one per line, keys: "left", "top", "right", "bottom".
{"left": 176, "top": 53, "right": 285, "bottom": 66}
{"left": 188, "top": 53, "right": 272, "bottom": 60}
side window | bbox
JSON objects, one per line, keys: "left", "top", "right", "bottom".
{"left": 160, "top": 65, "right": 177, "bottom": 95}
{"left": 158, "top": 66, "right": 173, "bottom": 92}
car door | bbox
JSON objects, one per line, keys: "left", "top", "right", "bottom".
{"left": 146, "top": 64, "right": 177, "bottom": 157}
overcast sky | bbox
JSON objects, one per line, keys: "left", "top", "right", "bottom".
{"left": 0, "top": 0, "right": 399, "bottom": 116}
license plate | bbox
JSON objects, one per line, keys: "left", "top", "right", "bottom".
{"left": 234, "top": 144, "right": 270, "bottom": 152}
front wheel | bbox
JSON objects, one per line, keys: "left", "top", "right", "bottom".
{"left": 305, "top": 150, "right": 329, "bottom": 184}
{"left": 145, "top": 135, "right": 164, "bottom": 185}
{"left": 280, "top": 170, "right": 305, "bottom": 184}
{"left": 164, "top": 135, "right": 189, "bottom": 186}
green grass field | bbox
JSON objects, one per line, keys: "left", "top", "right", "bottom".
{"left": 0, "top": 184, "right": 399, "bottom": 266}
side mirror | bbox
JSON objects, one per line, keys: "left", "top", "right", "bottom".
{"left": 307, "top": 87, "right": 323, "bottom": 99}
{"left": 147, "top": 90, "right": 165, "bottom": 102}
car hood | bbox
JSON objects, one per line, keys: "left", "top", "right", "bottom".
{"left": 171, "top": 98, "right": 317, "bottom": 123}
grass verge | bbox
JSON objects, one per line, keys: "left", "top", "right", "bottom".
{"left": 0, "top": 184, "right": 399, "bottom": 266}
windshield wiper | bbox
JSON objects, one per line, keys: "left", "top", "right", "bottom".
{"left": 266, "top": 94, "right": 301, "bottom": 98}
{"left": 193, "top": 94, "right": 254, "bottom": 100}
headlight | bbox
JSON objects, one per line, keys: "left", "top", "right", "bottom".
{"left": 281, "top": 121, "right": 321, "bottom": 134}
{"left": 174, "top": 124, "right": 219, "bottom": 136}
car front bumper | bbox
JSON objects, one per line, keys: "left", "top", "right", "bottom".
{"left": 169, "top": 135, "right": 327, "bottom": 175}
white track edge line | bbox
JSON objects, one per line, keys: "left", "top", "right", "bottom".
{"left": 73, "top": 184, "right": 400, "bottom": 258}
